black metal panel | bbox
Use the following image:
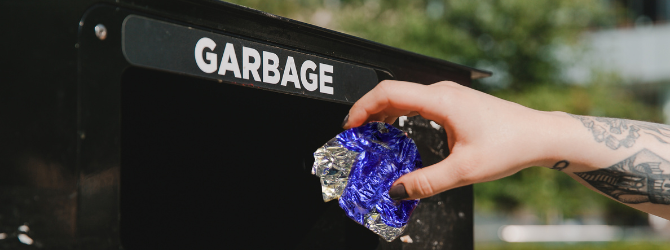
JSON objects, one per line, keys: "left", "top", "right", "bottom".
{"left": 112, "top": 0, "right": 490, "bottom": 82}
{"left": 1, "top": 1, "right": 484, "bottom": 249}
{"left": 122, "top": 15, "right": 380, "bottom": 104}
{"left": 394, "top": 118, "right": 473, "bottom": 250}
{"left": 0, "top": 0, "right": 87, "bottom": 249}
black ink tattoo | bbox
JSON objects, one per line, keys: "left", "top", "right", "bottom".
{"left": 569, "top": 114, "right": 670, "bottom": 150}
{"left": 551, "top": 160, "right": 570, "bottom": 171}
{"left": 575, "top": 149, "right": 670, "bottom": 205}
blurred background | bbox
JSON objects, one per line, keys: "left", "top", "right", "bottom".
{"left": 226, "top": 0, "right": 670, "bottom": 249}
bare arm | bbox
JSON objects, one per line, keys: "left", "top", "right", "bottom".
{"left": 343, "top": 80, "right": 670, "bottom": 219}
{"left": 552, "top": 114, "right": 670, "bottom": 218}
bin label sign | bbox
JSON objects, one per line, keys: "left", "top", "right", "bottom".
{"left": 122, "top": 15, "right": 380, "bottom": 104}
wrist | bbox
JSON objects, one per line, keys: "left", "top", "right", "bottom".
{"left": 534, "top": 111, "right": 639, "bottom": 173}
{"left": 529, "top": 111, "right": 588, "bottom": 170}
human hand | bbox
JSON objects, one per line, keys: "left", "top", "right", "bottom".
{"left": 342, "top": 80, "right": 563, "bottom": 200}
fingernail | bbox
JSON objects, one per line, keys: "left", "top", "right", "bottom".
{"left": 341, "top": 114, "right": 349, "bottom": 128}
{"left": 389, "top": 184, "right": 408, "bottom": 200}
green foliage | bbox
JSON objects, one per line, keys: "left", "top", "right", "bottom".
{"left": 333, "top": 0, "right": 611, "bottom": 91}
{"left": 225, "top": 0, "right": 665, "bottom": 224}
{"left": 494, "top": 74, "right": 662, "bottom": 121}
{"left": 481, "top": 73, "right": 662, "bottom": 222}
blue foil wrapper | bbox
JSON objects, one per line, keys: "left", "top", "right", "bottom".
{"left": 312, "top": 122, "right": 422, "bottom": 241}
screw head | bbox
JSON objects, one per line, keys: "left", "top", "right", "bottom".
{"left": 94, "top": 24, "right": 107, "bottom": 40}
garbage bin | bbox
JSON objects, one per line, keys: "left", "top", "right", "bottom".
{"left": 0, "top": 1, "right": 490, "bottom": 249}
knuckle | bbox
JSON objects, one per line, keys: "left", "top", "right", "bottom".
{"left": 453, "top": 159, "right": 479, "bottom": 185}
{"left": 411, "top": 171, "right": 436, "bottom": 198}
{"left": 430, "top": 82, "right": 464, "bottom": 107}
{"left": 434, "top": 90, "right": 454, "bottom": 108}
{"left": 434, "top": 81, "right": 463, "bottom": 93}
{"left": 432, "top": 82, "right": 456, "bottom": 93}
{"left": 374, "top": 81, "right": 393, "bottom": 99}
{"left": 377, "top": 80, "right": 395, "bottom": 90}
{"left": 349, "top": 102, "right": 363, "bottom": 115}
{"left": 434, "top": 81, "right": 458, "bottom": 88}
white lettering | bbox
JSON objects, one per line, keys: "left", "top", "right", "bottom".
{"left": 281, "top": 56, "right": 301, "bottom": 89}
{"left": 194, "top": 38, "right": 217, "bottom": 73}
{"left": 263, "top": 51, "right": 280, "bottom": 84}
{"left": 242, "top": 47, "right": 261, "bottom": 81}
{"left": 300, "top": 60, "right": 318, "bottom": 91}
{"left": 218, "top": 43, "right": 241, "bottom": 78}
{"left": 319, "top": 63, "right": 334, "bottom": 95}
{"left": 195, "top": 37, "right": 336, "bottom": 94}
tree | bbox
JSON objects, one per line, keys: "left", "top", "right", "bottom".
{"left": 228, "top": 0, "right": 661, "bottom": 224}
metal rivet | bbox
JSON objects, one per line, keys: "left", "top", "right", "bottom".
{"left": 94, "top": 24, "right": 107, "bottom": 40}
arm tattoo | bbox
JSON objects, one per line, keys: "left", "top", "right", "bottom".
{"left": 569, "top": 114, "right": 670, "bottom": 150}
{"left": 575, "top": 149, "right": 670, "bottom": 205}
{"left": 551, "top": 160, "right": 570, "bottom": 171}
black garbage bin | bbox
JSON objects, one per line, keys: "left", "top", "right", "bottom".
{"left": 0, "top": 1, "right": 490, "bottom": 249}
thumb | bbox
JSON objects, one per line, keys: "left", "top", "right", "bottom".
{"left": 389, "top": 154, "right": 471, "bottom": 200}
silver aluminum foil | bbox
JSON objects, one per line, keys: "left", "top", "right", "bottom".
{"left": 312, "top": 122, "right": 419, "bottom": 242}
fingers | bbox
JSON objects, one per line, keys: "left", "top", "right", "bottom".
{"left": 344, "top": 80, "right": 478, "bottom": 200}
{"left": 383, "top": 116, "right": 397, "bottom": 124}
{"left": 370, "top": 110, "right": 420, "bottom": 125}
{"left": 383, "top": 111, "right": 421, "bottom": 125}
{"left": 343, "top": 80, "right": 432, "bottom": 129}
{"left": 391, "top": 152, "right": 472, "bottom": 200}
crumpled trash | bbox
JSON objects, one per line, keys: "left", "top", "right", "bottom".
{"left": 312, "top": 122, "right": 422, "bottom": 241}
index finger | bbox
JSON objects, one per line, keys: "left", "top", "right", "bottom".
{"left": 344, "top": 80, "right": 431, "bottom": 129}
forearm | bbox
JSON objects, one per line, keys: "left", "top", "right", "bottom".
{"left": 540, "top": 111, "right": 670, "bottom": 219}
{"left": 346, "top": 80, "right": 670, "bottom": 219}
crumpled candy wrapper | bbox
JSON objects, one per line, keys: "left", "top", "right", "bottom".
{"left": 311, "top": 122, "right": 422, "bottom": 241}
